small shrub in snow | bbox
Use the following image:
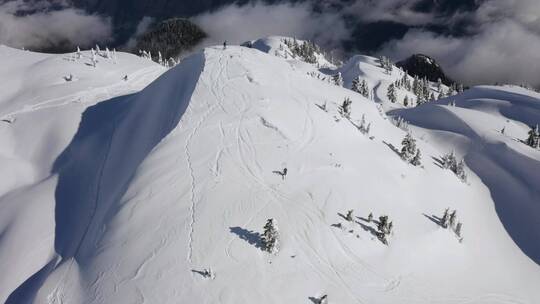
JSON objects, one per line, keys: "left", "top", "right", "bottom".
{"left": 262, "top": 218, "right": 279, "bottom": 254}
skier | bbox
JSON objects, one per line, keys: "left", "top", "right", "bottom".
{"left": 282, "top": 168, "right": 287, "bottom": 180}
{"left": 223, "top": 40, "right": 227, "bottom": 50}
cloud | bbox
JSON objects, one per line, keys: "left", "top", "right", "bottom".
{"left": 192, "top": 1, "right": 348, "bottom": 52}
{"left": 375, "top": 0, "right": 540, "bottom": 87}
{"left": 0, "top": 0, "right": 113, "bottom": 50}
{"left": 124, "top": 16, "right": 155, "bottom": 50}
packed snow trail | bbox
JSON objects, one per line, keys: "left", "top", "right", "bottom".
{"left": 0, "top": 40, "right": 539, "bottom": 303}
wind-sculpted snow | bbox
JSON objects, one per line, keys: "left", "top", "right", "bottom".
{"left": 392, "top": 86, "right": 540, "bottom": 263}
{"left": 0, "top": 42, "right": 539, "bottom": 303}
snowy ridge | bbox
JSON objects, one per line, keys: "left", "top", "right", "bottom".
{"left": 0, "top": 41, "right": 538, "bottom": 304}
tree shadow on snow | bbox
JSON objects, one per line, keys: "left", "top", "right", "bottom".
{"left": 431, "top": 156, "right": 445, "bottom": 169}
{"left": 423, "top": 213, "right": 444, "bottom": 228}
{"left": 382, "top": 140, "right": 401, "bottom": 158}
{"left": 230, "top": 227, "right": 262, "bottom": 249}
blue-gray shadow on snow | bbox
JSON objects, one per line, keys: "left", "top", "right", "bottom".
{"left": 392, "top": 103, "right": 540, "bottom": 264}
{"left": 6, "top": 52, "right": 206, "bottom": 303}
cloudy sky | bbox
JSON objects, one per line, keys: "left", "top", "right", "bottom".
{"left": 1, "top": 0, "right": 540, "bottom": 87}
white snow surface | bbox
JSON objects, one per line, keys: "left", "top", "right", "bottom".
{"left": 0, "top": 41, "right": 538, "bottom": 304}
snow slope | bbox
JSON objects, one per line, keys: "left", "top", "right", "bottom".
{"left": 0, "top": 42, "right": 539, "bottom": 304}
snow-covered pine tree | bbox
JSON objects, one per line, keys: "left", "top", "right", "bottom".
{"left": 437, "top": 78, "right": 443, "bottom": 92}
{"left": 455, "top": 160, "right": 467, "bottom": 182}
{"left": 346, "top": 210, "right": 354, "bottom": 222}
{"left": 387, "top": 83, "right": 397, "bottom": 103}
{"left": 442, "top": 151, "right": 457, "bottom": 170}
{"left": 449, "top": 210, "right": 457, "bottom": 230}
{"left": 526, "top": 124, "right": 540, "bottom": 149}
{"left": 360, "top": 79, "right": 370, "bottom": 98}
{"left": 367, "top": 213, "right": 373, "bottom": 222}
{"left": 262, "top": 218, "right": 279, "bottom": 254}
{"left": 340, "top": 97, "right": 352, "bottom": 118}
{"left": 352, "top": 76, "right": 362, "bottom": 94}
{"left": 332, "top": 72, "right": 344, "bottom": 87}
{"left": 403, "top": 95, "right": 409, "bottom": 107}
{"left": 441, "top": 208, "right": 450, "bottom": 228}
{"left": 411, "top": 149, "right": 422, "bottom": 166}
{"left": 400, "top": 133, "right": 417, "bottom": 161}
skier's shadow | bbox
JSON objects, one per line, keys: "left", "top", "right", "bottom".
{"left": 423, "top": 213, "right": 444, "bottom": 227}
{"left": 230, "top": 227, "right": 262, "bottom": 249}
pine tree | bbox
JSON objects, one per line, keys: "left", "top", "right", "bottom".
{"left": 437, "top": 78, "right": 443, "bottom": 92}
{"left": 411, "top": 149, "right": 422, "bottom": 166}
{"left": 340, "top": 97, "right": 352, "bottom": 118}
{"left": 403, "top": 95, "right": 409, "bottom": 107}
{"left": 449, "top": 210, "right": 457, "bottom": 230}
{"left": 333, "top": 72, "right": 344, "bottom": 87}
{"left": 441, "top": 208, "right": 450, "bottom": 228}
{"left": 526, "top": 124, "right": 540, "bottom": 148}
{"left": 387, "top": 83, "right": 397, "bottom": 103}
{"left": 346, "top": 210, "right": 354, "bottom": 222}
{"left": 360, "top": 79, "right": 370, "bottom": 98}
{"left": 262, "top": 219, "right": 279, "bottom": 254}
{"left": 400, "top": 133, "right": 417, "bottom": 161}
{"left": 367, "top": 213, "right": 373, "bottom": 222}
{"left": 456, "top": 159, "right": 467, "bottom": 182}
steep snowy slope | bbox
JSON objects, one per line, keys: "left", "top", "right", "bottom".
{"left": 0, "top": 46, "right": 165, "bottom": 303}
{"left": 392, "top": 85, "right": 540, "bottom": 263}
{"left": 0, "top": 42, "right": 539, "bottom": 304}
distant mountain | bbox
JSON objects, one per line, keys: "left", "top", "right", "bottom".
{"left": 134, "top": 18, "right": 207, "bottom": 59}
{"left": 396, "top": 54, "right": 454, "bottom": 85}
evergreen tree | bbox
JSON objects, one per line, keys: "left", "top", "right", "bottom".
{"left": 346, "top": 210, "right": 354, "bottom": 222}
{"left": 352, "top": 76, "right": 362, "bottom": 94}
{"left": 526, "top": 124, "right": 540, "bottom": 148}
{"left": 411, "top": 149, "right": 422, "bottom": 166}
{"left": 400, "top": 133, "right": 417, "bottom": 161}
{"left": 340, "top": 97, "right": 352, "bottom": 118}
{"left": 437, "top": 78, "right": 443, "bottom": 92}
{"left": 262, "top": 219, "right": 279, "bottom": 254}
{"left": 360, "top": 79, "right": 370, "bottom": 98}
{"left": 441, "top": 208, "right": 450, "bottom": 228}
{"left": 387, "top": 83, "right": 397, "bottom": 103}
{"left": 332, "top": 72, "right": 344, "bottom": 87}
{"left": 403, "top": 95, "right": 409, "bottom": 107}
{"left": 456, "top": 160, "right": 467, "bottom": 182}
{"left": 367, "top": 213, "right": 373, "bottom": 222}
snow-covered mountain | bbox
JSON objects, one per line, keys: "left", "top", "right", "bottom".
{"left": 0, "top": 37, "right": 539, "bottom": 304}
